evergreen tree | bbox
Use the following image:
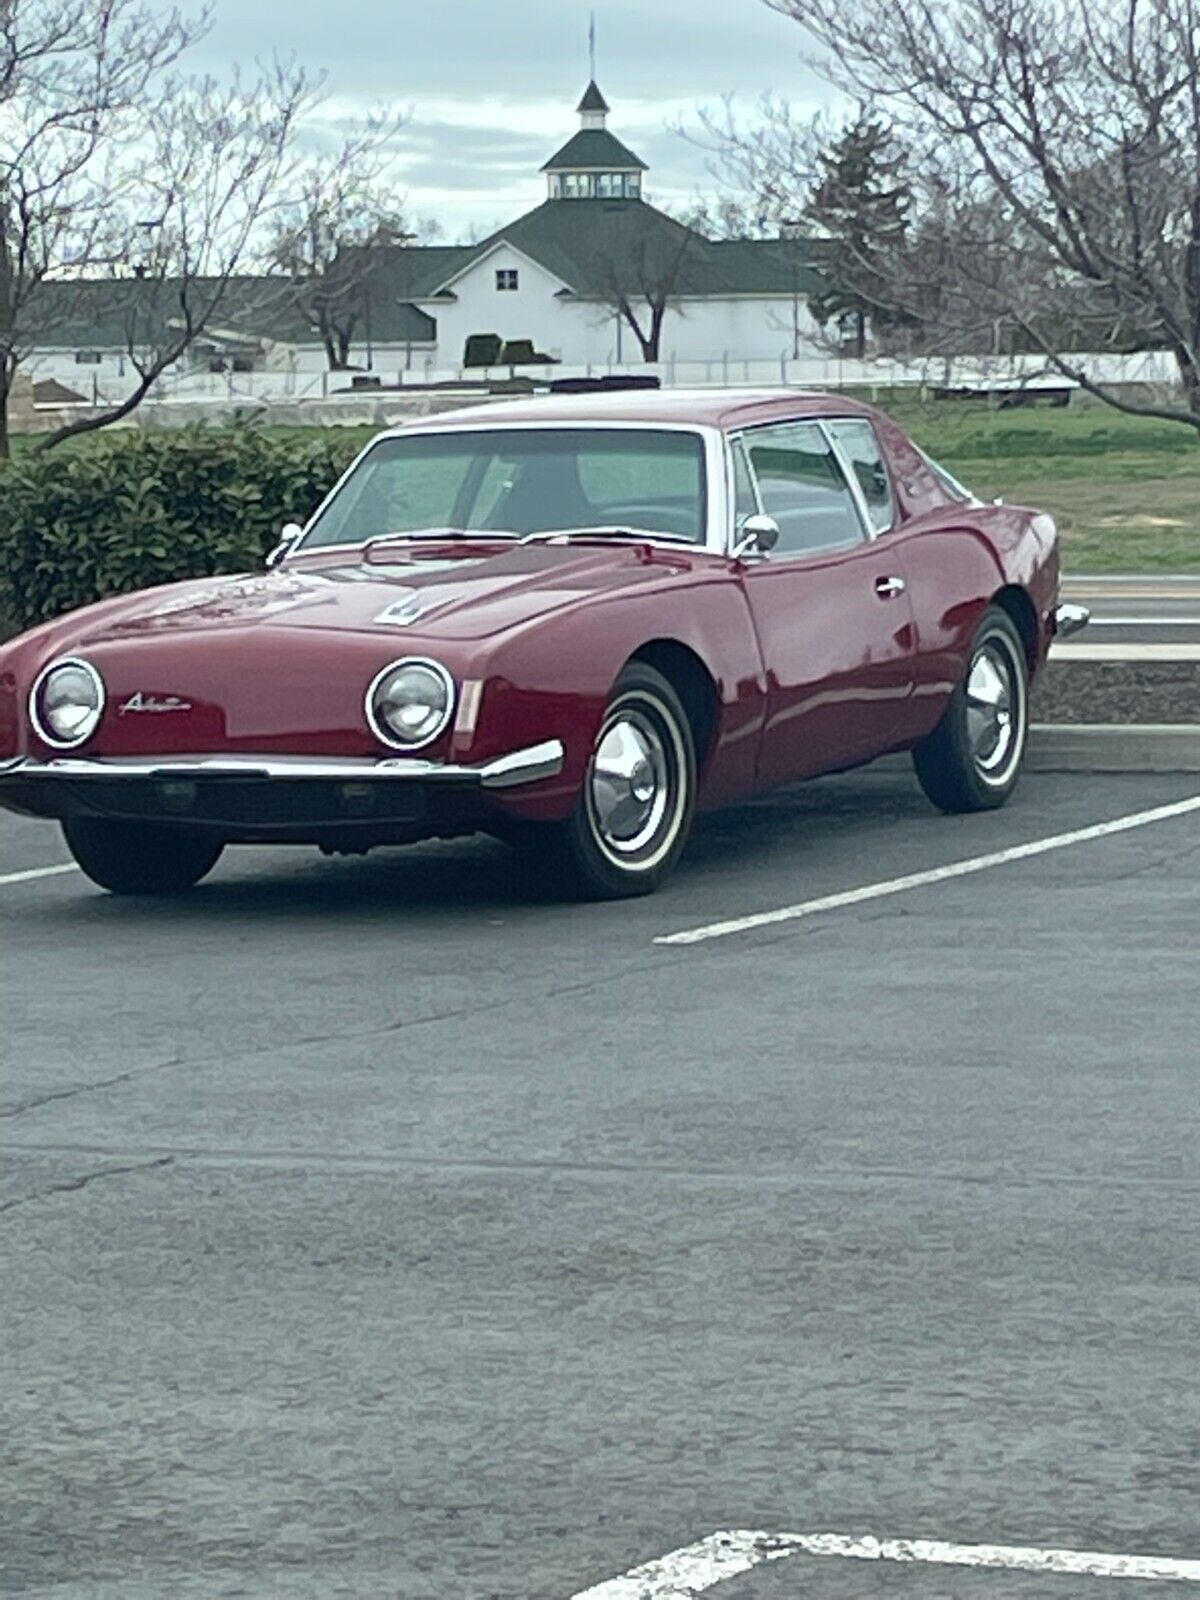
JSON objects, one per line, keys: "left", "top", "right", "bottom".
{"left": 803, "top": 114, "right": 911, "bottom": 357}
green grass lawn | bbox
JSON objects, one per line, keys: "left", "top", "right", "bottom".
{"left": 11, "top": 399, "right": 1200, "bottom": 572}
{"left": 875, "top": 399, "right": 1200, "bottom": 572}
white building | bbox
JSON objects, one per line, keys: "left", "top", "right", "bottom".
{"left": 356, "top": 81, "right": 828, "bottom": 373}
{"left": 22, "top": 83, "right": 830, "bottom": 399}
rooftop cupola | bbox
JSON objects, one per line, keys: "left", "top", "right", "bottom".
{"left": 542, "top": 83, "right": 648, "bottom": 201}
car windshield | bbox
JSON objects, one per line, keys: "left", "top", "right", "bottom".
{"left": 301, "top": 427, "right": 708, "bottom": 548}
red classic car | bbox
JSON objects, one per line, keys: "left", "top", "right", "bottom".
{"left": 0, "top": 389, "right": 1087, "bottom": 898}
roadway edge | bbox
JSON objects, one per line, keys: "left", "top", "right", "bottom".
{"left": 1028, "top": 723, "right": 1200, "bottom": 773}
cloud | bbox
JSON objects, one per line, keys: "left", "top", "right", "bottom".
{"left": 169, "top": 0, "right": 838, "bottom": 235}
{"left": 193, "top": 0, "right": 829, "bottom": 105}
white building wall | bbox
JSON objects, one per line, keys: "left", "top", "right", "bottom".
{"left": 410, "top": 245, "right": 828, "bottom": 370}
{"left": 24, "top": 347, "right": 133, "bottom": 393}
{"left": 418, "top": 244, "right": 582, "bottom": 367}
{"left": 656, "top": 296, "right": 825, "bottom": 364}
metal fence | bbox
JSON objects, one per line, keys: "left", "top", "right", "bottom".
{"left": 27, "top": 348, "right": 1185, "bottom": 414}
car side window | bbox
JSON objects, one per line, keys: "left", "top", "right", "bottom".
{"left": 743, "top": 421, "right": 866, "bottom": 556}
{"left": 825, "top": 419, "right": 895, "bottom": 534}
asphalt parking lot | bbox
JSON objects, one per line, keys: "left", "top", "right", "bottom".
{"left": 2, "top": 765, "right": 1199, "bottom": 1600}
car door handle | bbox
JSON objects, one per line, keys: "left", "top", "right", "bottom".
{"left": 874, "top": 575, "right": 907, "bottom": 599}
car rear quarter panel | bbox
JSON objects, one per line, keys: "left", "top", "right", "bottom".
{"left": 890, "top": 501, "right": 1059, "bottom": 742}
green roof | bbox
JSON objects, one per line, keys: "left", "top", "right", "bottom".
{"left": 356, "top": 245, "right": 478, "bottom": 299}
{"left": 26, "top": 272, "right": 436, "bottom": 350}
{"left": 420, "top": 201, "right": 827, "bottom": 300}
{"left": 708, "top": 238, "right": 827, "bottom": 296}
{"left": 577, "top": 80, "right": 610, "bottom": 113}
{"left": 541, "top": 129, "right": 648, "bottom": 173}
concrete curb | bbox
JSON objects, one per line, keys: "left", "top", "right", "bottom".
{"left": 1027, "top": 723, "right": 1200, "bottom": 773}
{"left": 1051, "top": 643, "right": 1200, "bottom": 662}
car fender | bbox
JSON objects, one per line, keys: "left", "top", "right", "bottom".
{"left": 449, "top": 564, "right": 768, "bottom": 821}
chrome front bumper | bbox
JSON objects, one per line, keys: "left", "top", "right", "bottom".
{"left": 1055, "top": 602, "right": 1090, "bottom": 637}
{"left": 0, "top": 738, "right": 565, "bottom": 792}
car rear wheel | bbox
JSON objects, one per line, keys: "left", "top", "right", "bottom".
{"left": 912, "top": 606, "right": 1030, "bottom": 813}
{"left": 62, "top": 818, "right": 223, "bottom": 895}
{"left": 541, "top": 662, "right": 696, "bottom": 899}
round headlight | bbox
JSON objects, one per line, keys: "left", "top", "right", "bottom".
{"left": 31, "top": 658, "right": 106, "bottom": 749}
{"left": 366, "top": 658, "right": 455, "bottom": 750}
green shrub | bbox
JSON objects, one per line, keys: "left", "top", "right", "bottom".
{"left": 463, "top": 332, "right": 503, "bottom": 367}
{"left": 0, "top": 428, "right": 364, "bottom": 632}
{"left": 499, "top": 339, "right": 556, "bottom": 366}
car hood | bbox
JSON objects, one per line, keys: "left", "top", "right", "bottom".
{"left": 75, "top": 541, "right": 706, "bottom": 647}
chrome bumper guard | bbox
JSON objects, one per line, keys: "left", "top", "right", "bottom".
{"left": 0, "top": 738, "right": 565, "bottom": 792}
{"left": 1055, "top": 602, "right": 1090, "bottom": 638}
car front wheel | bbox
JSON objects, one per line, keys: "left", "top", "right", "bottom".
{"left": 62, "top": 817, "right": 224, "bottom": 895}
{"left": 541, "top": 661, "right": 696, "bottom": 899}
{"left": 912, "top": 606, "right": 1030, "bottom": 813}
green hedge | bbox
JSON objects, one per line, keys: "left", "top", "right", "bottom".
{"left": 0, "top": 428, "right": 368, "bottom": 633}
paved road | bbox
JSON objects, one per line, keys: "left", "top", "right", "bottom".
{"left": 1060, "top": 574, "right": 1200, "bottom": 647}
{"left": 3, "top": 766, "right": 1199, "bottom": 1600}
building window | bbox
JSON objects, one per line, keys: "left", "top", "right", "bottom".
{"left": 495, "top": 268, "right": 519, "bottom": 292}
{"left": 549, "top": 174, "right": 564, "bottom": 198}
{"left": 623, "top": 173, "right": 642, "bottom": 198}
{"left": 74, "top": 350, "right": 101, "bottom": 365}
{"left": 563, "top": 172, "right": 592, "bottom": 199}
{"left": 596, "top": 173, "right": 622, "bottom": 198}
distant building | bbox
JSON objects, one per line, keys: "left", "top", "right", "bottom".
{"left": 353, "top": 81, "right": 829, "bottom": 371}
{"left": 22, "top": 83, "right": 830, "bottom": 392}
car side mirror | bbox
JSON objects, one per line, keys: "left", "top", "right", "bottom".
{"left": 266, "top": 522, "right": 305, "bottom": 569}
{"left": 732, "top": 513, "right": 780, "bottom": 560}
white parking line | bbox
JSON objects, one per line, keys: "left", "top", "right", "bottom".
{"left": 0, "top": 862, "right": 77, "bottom": 887}
{"left": 1052, "top": 643, "right": 1200, "bottom": 661}
{"left": 656, "top": 794, "right": 1200, "bottom": 946}
{"left": 570, "top": 1528, "right": 1200, "bottom": 1598}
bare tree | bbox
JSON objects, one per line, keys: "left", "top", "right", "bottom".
{"left": 267, "top": 111, "right": 437, "bottom": 371}
{"left": 591, "top": 213, "right": 698, "bottom": 363}
{"left": 679, "top": 192, "right": 771, "bottom": 241}
{"left": 759, "top": 0, "right": 1200, "bottom": 433}
{"left": 691, "top": 93, "right": 828, "bottom": 238}
{"left": 0, "top": 0, "right": 311, "bottom": 456}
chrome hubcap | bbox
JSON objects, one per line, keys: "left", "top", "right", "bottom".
{"left": 966, "top": 640, "right": 1019, "bottom": 774}
{"left": 589, "top": 710, "right": 670, "bottom": 856}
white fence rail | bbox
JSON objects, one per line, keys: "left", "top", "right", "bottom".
{"left": 27, "top": 349, "right": 1185, "bottom": 415}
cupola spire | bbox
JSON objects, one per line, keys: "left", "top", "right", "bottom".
{"left": 577, "top": 80, "right": 609, "bottom": 130}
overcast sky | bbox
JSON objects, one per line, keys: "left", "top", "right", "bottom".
{"left": 180, "top": 0, "right": 833, "bottom": 239}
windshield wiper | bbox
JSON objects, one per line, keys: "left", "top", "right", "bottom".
{"left": 519, "top": 526, "right": 696, "bottom": 547}
{"left": 362, "top": 529, "right": 521, "bottom": 558}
